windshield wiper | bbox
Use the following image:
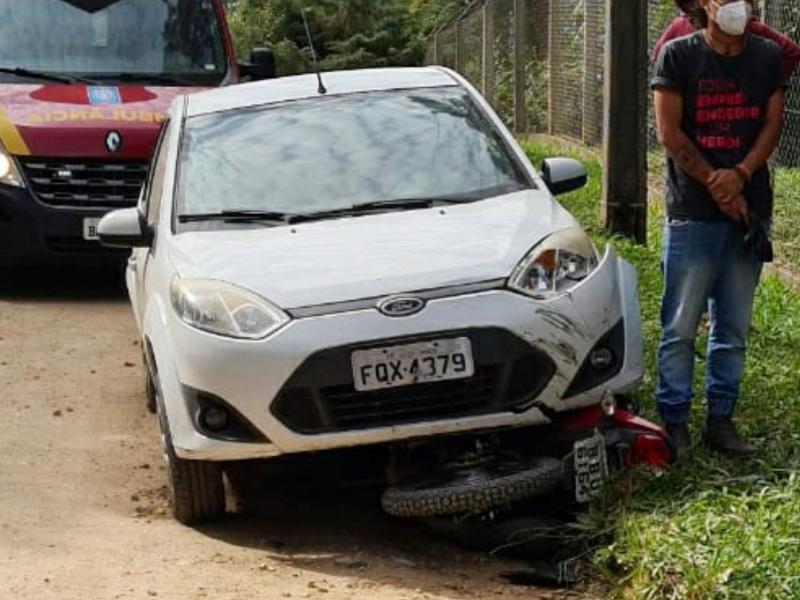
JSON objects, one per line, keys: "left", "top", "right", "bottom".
{"left": 110, "top": 73, "right": 198, "bottom": 87}
{"left": 352, "top": 198, "right": 440, "bottom": 211}
{"left": 178, "top": 210, "right": 295, "bottom": 224}
{"left": 0, "top": 67, "right": 100, "bottom": 85}
{"left": 179, "top": 195, "right": 487, "bottom": 227}
{"left": 286, "top": 196, "right": 475, "bottom": 224}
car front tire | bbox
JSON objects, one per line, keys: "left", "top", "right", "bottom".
{"left": 155, "top": 384, "right": 225, "bottom": 525}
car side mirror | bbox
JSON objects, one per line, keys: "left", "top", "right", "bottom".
{"left": 98, "top": 208, "right": 152, "bottom": 248}
{"left": 238, "top": 47, "right": 276, "bottom": 81}
{"left": 540, "top": 158, "right": 588, "bottom": 196}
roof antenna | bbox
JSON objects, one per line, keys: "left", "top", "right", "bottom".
{"left": 301, "top": 9, "right": 327, "bottom": 95}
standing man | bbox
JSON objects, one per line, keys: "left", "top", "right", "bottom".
{"left": 652, "top": 0, "right": 785, "bottom": 456}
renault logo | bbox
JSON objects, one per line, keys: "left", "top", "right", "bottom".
{"left": 378, "top": 296, "right": 426, "bottom": 318}
{"left": 105, "top": 130, "right": 122, "bottom": 153}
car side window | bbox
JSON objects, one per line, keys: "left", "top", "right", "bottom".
{"left": 145, "top": 119, "right": 172, "bottom": 227}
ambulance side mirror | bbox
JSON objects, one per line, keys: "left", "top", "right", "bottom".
{"left": 239, "top": 47, "right": 276, "bottom": 81}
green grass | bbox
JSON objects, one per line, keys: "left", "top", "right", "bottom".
{"left": 522, "top": 139, "right": 800, "bottom": 599}
{"left": 773, "top": 167, "right": 800, "bottom": 269}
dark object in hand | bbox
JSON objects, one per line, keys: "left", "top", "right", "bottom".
{"left": 743, "top": 212, "right": 774, "bottom": 263}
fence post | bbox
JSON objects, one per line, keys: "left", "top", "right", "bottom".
{"left": 482, "top": 2, "right": 495, "bottom": 104}
{"left": 758, "top": 0, "right": 768, "bottom": 20}
{"left": 601, "top": 0, "right": 648, "bottom": 244}
{"left": 547, "top": 0, "right": 556, "bottom": 135}
{"left": 433, "top": 29, "right": 440, "bottom": 64}
{"left": 513, "top": 0, "right": 528, "bottom": 133}
{"left": 455, "top": 17, "right": 465, "bottom": 72}
{"left": 582, "top": 1, "right": 589, "bottom": 144}
{"left": 582, "top": 0, "right": 604, "bottom": 146}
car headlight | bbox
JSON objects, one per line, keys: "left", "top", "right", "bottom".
{"left": 0, "top": 147, "right": 24, "bottom": 188}
{"left": 170, "top": 278, "right": 289, "bottom": 340}
{"left": 508, "top": 226, "right": 599, "bottom": 299}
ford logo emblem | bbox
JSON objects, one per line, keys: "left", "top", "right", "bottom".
{"left": 378, "top": 296, "right": 426, "bottom": 318}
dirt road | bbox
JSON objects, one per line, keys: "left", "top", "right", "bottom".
{"left": 0, "top": 268, "right": 589, "bottom": 600}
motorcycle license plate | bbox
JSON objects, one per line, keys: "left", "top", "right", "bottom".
{"left": 574, "top": 431, "right": 608, "bottom": 503}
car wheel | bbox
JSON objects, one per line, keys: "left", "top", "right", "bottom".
{"left": 381, "top": 457, "right": 563, "bottom": 518}
{"left": 155, "top": 387, "right": 225, "bottom": 525}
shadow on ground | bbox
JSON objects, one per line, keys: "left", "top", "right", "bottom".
{"left": 0, "top": 266, "right": 127, "bottom": 300}
{"left": 184, "top": 454, "right": 586, "bottom": 595}
{"left": 197, "top": 483, "right": 570, "bottom": 597}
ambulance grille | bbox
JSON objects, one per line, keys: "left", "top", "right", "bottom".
{"left": 20, "top": 158, "right": 148, "bottom": 209}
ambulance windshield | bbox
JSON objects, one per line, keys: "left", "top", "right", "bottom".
{"left": 0, "top": 0, "right": 228, "bottom": 85}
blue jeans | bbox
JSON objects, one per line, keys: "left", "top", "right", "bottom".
{"left": 656, "top": 219, "right": 763, "bottom": 425}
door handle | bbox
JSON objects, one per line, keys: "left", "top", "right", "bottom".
{"left": 128, "top": 255, "right": 138, "bottom": 274}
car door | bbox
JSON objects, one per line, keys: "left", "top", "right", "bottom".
{"left": 130, "top": 119, "right": 172, "bottom": 328}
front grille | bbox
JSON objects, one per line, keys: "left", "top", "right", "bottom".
{"left": 324, "top": 367, "right": 498, "bottom": 429}
{"left": 20, "top": 158, "right": 148, "bottom": 209}
{"left": 272, "top": 329, "right": 556, "bottom": 434}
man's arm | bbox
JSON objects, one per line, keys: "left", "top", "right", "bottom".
{"left": 654, "top": 87, "right": 747, "bottom": 223}
{"left": 653, "top": 87, "right": 714, "bottom": 184}
{"left": 738, "top": 90, "right": 785, "bottom": 178}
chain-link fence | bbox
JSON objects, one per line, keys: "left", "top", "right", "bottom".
{"left": 427, "top": 0, "right": 800, "bottom": 163}
{"left": 764, "top": 0, "right": 800, "bottom": 166}
{"left": 428, "top": 0, "right": 677, "bottom": 146}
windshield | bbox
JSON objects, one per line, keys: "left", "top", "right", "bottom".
{"left": 0, "top": 0, "right": 228, "bottom": 85}
{"left": 177, "top": 87, "right": 532, "bottom": 223}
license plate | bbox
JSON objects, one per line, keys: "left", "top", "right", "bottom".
{"left": 352, "top": 337, "right": 475, "bottom": 392}
{"left": 83, "top": 218, "right": 101, "bottom": 241}
{"left": 574, "top": 431, "right": 608, "bottom": 503}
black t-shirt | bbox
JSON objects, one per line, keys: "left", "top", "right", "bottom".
{"left": 652, "top": 32, "right": 783, "bottom": 221}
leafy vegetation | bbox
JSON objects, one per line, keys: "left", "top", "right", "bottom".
{"left": 228, "top": 0, "right": 467, "bottom": 76}
{"left": 523, "top": 138, "right": 800, "bottom": 599}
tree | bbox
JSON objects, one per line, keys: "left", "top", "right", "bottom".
{"left": 228, "top": 0, "right": 437, "bottom": 75}
{"left": 406, "top": 0, "right": 465, "bottom": 36}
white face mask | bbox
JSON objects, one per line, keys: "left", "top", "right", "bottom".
{"left": 713, "top": 0, "right": 750, "bottom": 36}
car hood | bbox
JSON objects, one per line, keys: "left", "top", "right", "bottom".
{"left": 0, "top": 83, "right": 195, "bottom": 159}
{"left": 169, "top": 190, "right": 578, "bottom": 309}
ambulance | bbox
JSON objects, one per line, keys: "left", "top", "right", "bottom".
{"left": 0, "top": 0, "right": 273, "bottom": 265}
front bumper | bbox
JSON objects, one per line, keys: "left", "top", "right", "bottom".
{"left": 0, "top": 184, "right": 127, "bottom": 266}
{"left": 150, "top": 246, "right": 643, "bottom": 461}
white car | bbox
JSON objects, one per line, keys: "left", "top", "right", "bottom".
{"left": 99, "top": 67, "right": 665, "bottom": 525}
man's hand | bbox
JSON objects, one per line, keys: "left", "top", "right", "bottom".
{"left": 717, "top": 194, "right": 749, "bottom": 224}
{"left": 707, "top": 169, "right": 744, "bottom": 204}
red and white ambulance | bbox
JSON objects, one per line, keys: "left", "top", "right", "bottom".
{"left": 0, "top": 0, "right": 273, "bottom": 265}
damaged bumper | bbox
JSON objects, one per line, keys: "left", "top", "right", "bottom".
{"left": 151, "top": 245, "right": 644, "bottom": 461}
